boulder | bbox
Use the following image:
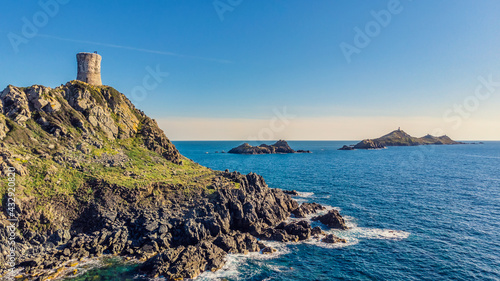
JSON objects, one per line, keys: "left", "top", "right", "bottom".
{"left": 312, "top": 210, "right": 348, "bottom": 230}
{"left": 322, "top": 234, "right": 347, "bottom": 244}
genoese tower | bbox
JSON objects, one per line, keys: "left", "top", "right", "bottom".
{"left": 76, "top": 52, "right": 102, "bottom": 86}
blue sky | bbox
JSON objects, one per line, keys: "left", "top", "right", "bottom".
{"left": 1, "top": 0, "right": 500, "bottom": 140}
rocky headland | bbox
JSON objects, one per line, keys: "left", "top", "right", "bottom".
{"left": 343, "top": 129, "right": 463, "bottom": 150}
{"left": 228, "top": 140, "right": 311, "bottom": 154}
{"left": 0, "top": 81, "right": 344, "bottom": 280}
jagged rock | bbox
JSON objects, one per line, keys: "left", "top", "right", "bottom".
{"left": 282, "top": 189, "right": 299, "bottom": 196}
{"left": 0, "top": 85, "right": 31, "bottom": 126}
{"left": 338, "top": 145, "right": 355, "bottom": 150}
{"left": 312, "top": 209, "right": 348, "bottom": 230}
{"left": 50, "top": 229, "right": 71, "bottom": 246}
{"left": 261, "top": 246, "right": 277, "bottom": 254}
{"left": 228, "top": 140, "right": 309, "bottom": 154}
{"left": 259, "top": 220, "right": 313, "bottom": 242}
{"left": 322, "top": 234, "right": 347, "bottom": 244}
{"left": 141, "top": 241, "right": 226, "bottom": 280}
{"left": 0, "top": 114, "right": 9, "bottom": 140}
{"left": 140, "top": 117, "right": 182, "bottom": 164}
{"left": 292, "top": 202, "right": 325, "bottom": 218}
{"left": 214, "top": 232, "right": 264, "bottom": 254}
{"left": 311, "top": 226, "right": 323, "bottom": 236}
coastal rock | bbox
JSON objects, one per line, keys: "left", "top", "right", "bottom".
{"left": 338, "top": 145, "right": 355, "bottom": 150}
{"left": 353, "top": 139, "right": 385, "bottom": 149}
{"left": 292, "top": 202, "right": 325, "bottom": 218}
{"left": 260, "top": 220, "right": 313, "bottom": 242}
{"left": 228, "top": 140, "right": 309, "bottom": 154}
{"left": 282, "top": 189, "right": 299, "bottom": 196}
{"left": 312, "top": 209, "right": 348, "bottom": 230}
{"left": 322, "top": 234, "right": 346, "bottom": 244}
{"left": 261, "top": 246, "right": 277, "bottom": 254}
{"left": 140, "top": 241, "right": 226, "bottom": 280}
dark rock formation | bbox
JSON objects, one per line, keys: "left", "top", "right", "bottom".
{"left": 228, "top": 140, "right": 310, "bottom": 154}
{"left": 322, "top": 234, "right": 346, "bottom": 244}
{"left": 292, "top": 202, "right": 325, "bottom": 218}
{"left": 259, "top": 220, "right": 313, "bottom": 242}
{"left": 338, "top": 145, "right": 355, "bottom": 150}
{"left": 282, "top": 189, "right": 299, "bottom": 196}
{"left": 312, "top": 209, "right": 348, "bottom": 230}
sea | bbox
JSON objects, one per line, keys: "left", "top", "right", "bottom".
{"left": 65, "top": 141, "right": 500, "bottom": 281}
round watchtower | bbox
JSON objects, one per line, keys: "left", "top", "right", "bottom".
{"left": 76, "top": 52, "right": 102, "bottom": 86}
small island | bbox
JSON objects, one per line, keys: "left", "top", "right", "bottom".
{"left": 228, "top": 140, "right": 311, "bottom": 154}
{"left": 341, "top": 128, "right": 463, "bottom": 150}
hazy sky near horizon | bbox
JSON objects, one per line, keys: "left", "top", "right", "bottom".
{"left": 1, "top": 0, "right": 500, "bottom": 140}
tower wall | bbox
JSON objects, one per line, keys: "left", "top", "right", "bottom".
{"left": 76, "top": 52, "right": 102, "bottom": 86}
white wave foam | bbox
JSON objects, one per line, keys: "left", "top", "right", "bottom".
{"left": 197, "top": 241, "right": 290, "bottom": 281}
{"left": 351, "top": 227, "right": 410, "bottom": 240}
{"left": 326, "top": 214, "right": 409, "bottom": 241}
{"left": 302, "top": 235, "right": 359, "bottom": 249}
{"left": 199, "top": 203, "right": 409, "bottom": 280}
{"left": 292, "top": 192, "right": 316, "bottom": 204}
{"left": 297, "top": 192, "right": 315, "bottom": 198}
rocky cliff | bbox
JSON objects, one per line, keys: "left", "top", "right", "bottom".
{"left": 0, "top": 81, "right": 343, "bottom": 280}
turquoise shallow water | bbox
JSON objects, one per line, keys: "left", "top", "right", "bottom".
{"left": 67, "top": 141, "right": 500, "bottom": 281}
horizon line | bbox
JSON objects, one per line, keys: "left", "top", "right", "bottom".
{"left": 170, "top": 139, "right": 499, "bottom": 142}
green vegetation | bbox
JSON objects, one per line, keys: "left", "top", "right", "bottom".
{"left": 3, "top": 137, "right": 217, "bottom": 199}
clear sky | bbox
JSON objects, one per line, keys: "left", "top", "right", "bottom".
{"left": 1, "top": 0, "right": 500, "bottom": 140}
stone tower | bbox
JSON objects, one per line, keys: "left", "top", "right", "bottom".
{"left": 76, "top": 52, "right": 102, "bottom": 86}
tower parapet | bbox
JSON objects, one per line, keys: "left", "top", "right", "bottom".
{"left": 76, "top": 52, "right": 102, "bottom": 85}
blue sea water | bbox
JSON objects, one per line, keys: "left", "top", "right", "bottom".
{"left": 68, "top": 141, "right": 500, "bottom": 281}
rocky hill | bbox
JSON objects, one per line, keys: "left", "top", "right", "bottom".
{"left": 0, "top": 81, "right": 342, "bottom": 280}
{"left": 350, "top": 129, "right": 462, "bottom": 149}
{"left": 228, "top": 140, "right": 311, "bottom": 154}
